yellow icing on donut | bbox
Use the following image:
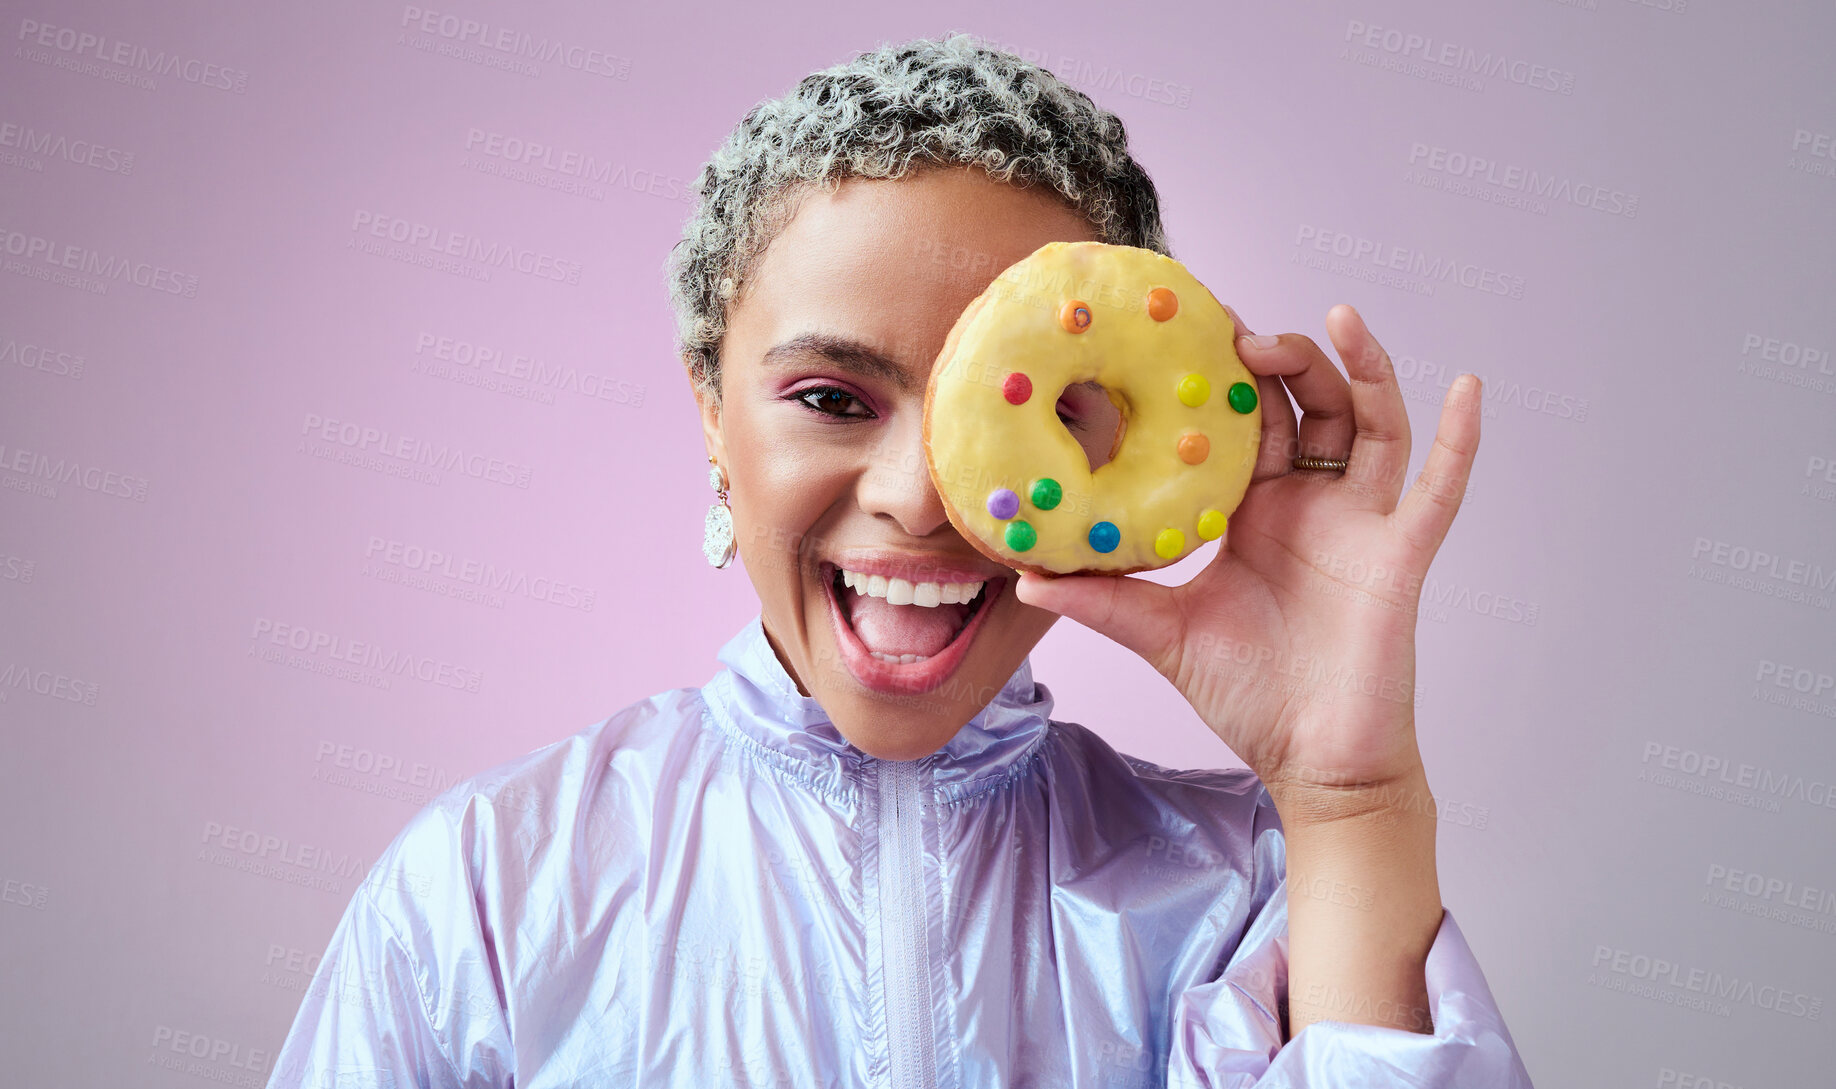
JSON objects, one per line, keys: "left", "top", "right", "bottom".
{"left": 924, "top": 241, "right": 1262, "bottom": 574}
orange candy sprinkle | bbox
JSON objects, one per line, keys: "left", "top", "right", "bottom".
{"left": 1147, "top": 287, "right": 1178, "bottom": 321}
{"left": 1177, "top": 432, "right": 1210, "bottom": 464}
{"left": 1059, "top": 299, "right": 1093, "bottom": 333}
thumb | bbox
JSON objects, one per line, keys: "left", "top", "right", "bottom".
{"left": 1014, "top": 570, "right": 1179, "bottom": 665}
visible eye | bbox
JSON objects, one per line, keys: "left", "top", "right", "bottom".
{"left": 791, "top": 385, "right": 874, "bottom": 418}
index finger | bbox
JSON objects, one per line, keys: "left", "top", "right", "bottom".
{"left": 1232, "top": 329, "right": 1356, "bottom": 464}
{"left": 1224, "top": 305, "right": 1301, "bottom": 478}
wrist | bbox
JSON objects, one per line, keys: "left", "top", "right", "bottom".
{"left": 1277, "top": 760, "right": 1444, "bottom": 1039}
{"left": 1265, "top": 760, "right": 1436, "bottom": 832}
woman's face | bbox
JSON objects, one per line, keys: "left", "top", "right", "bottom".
{"left": 698, "top": 165, "right": 1111, "bottom": 760}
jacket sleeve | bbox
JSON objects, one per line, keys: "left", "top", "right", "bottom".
{"left": 265, "top": 800, "right": 514, "bottom": 1089}
{"left": 1164, "top": 792, "right": 1535, "bottom": 1088}
{"left": 264, "top": 882, "right": 466, "bottom": 1089}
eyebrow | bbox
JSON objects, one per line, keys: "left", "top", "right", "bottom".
{"left": 760, "top": 332, "right": 918, "bottom": 393}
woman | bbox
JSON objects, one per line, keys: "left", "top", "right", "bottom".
{"left": 269, "top": 34, "right": 1533, "bottom": 1088}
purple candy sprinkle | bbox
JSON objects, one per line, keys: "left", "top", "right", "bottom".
{"left": 986, "top": 488, "right": 1020, "bottom": 520}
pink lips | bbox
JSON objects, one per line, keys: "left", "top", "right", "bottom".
{"left": 821, "top": 560, "right": 1003, "bottom": 696}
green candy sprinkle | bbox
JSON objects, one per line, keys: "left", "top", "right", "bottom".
{"left": 1227, "top": 381, "right": 1258, "bottom": 414}
{"left": 1005, "top": 520, "right": 1037, "bottom": 552}
{"left": 1029, "top": 477, "right": 1062, "bottom": 510}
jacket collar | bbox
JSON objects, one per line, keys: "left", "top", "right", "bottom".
{"left": 702, "top": 615, "right": 1055, "bottom": 802}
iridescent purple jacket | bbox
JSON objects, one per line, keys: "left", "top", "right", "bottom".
{"left": 268, "top": 615, "right": 1534, "bottom": 1088}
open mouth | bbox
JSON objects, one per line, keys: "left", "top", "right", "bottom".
{"left": 819, "top": 561, "right": 1003, "bottom": 695}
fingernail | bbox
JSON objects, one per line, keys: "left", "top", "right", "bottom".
{"left": 1239, "top": 334, "right": 1279, "bottom": 350}
{"left": 1454, "top": 373, "right": 1478, "bottom": 394}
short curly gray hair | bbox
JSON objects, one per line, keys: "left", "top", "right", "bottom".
{"left": 664, "top": 31, "right": 1171, "bottom": 403}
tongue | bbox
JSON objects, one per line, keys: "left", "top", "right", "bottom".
{"left": 847, "top": 592, "right": 973, "bottom": 657}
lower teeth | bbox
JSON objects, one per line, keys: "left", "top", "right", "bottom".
{"left": 869, "top": 651, "right": 930, "bottom": 665}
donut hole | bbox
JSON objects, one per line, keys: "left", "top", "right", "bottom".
{"left": 1054, "top": 380, "right": 1126, "bottom": 471}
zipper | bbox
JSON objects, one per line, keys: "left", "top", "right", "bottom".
{"left": 877, "top": 758, "right": 938, "bottom": 1089}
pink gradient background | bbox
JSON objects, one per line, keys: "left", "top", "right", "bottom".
{"left": 3, "top": 2, "right": 1834, "bottom": 1086}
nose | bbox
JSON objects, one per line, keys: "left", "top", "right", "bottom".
{"left": 857, "top": 414, "right": 951, "bottom": 538}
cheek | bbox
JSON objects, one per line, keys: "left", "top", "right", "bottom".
{"left": 724, "top": 416, "right": 858, "bottom": 568}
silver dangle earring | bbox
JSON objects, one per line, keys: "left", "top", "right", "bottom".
{"left": 703, "top": 455, "right": 736, "bottom": 569}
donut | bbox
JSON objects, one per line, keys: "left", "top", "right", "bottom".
{"left": 923, "top": 241, "right": 1262, "bottom": 576}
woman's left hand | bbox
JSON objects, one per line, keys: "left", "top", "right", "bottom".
{"left": 1014, "top": 304, "right": 1481, "bottom": 815}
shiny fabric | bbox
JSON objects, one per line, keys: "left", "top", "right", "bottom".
{"left": 268, "top": 615, "right": 1534, "bottom": 1088}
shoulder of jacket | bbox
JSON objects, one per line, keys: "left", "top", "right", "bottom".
{"left": 366, "top": 686, "right": 705, "bottom": 886}
{"left": 1044, "top": 718, "right": 1281, "bottom": 827}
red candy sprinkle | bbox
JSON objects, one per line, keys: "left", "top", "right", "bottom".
{"left": 1002, "top": 372, "right": 1033, "bottom": 405}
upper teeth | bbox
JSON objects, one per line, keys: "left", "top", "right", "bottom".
{"left": 839, "top": 568, "right": 985, "bottom": 608}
